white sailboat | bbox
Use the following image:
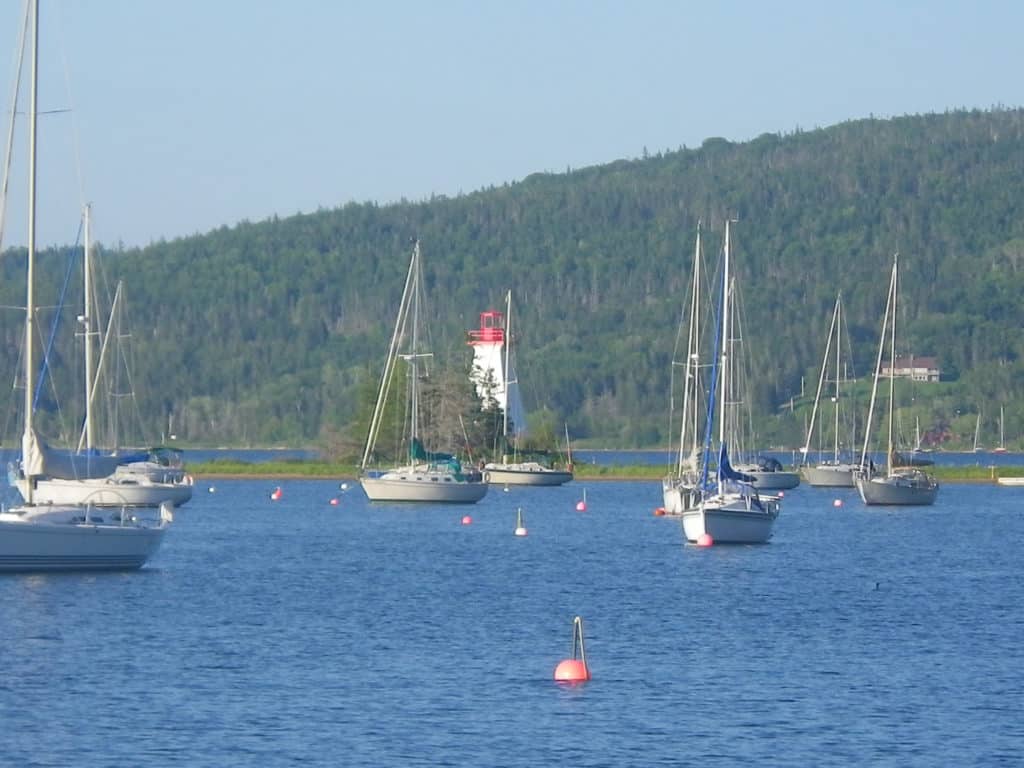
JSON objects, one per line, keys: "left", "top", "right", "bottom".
{"left": 0, "top": 0, "right": 171, "bottom": 571}
{"left": 479, "top": 291, "right": 573, "bottom": 486}
{"left": 16, "top": 206, "right": 193, "bottom": 507}
{"left": 663, "top": 222, "right": 706, "bottom": 514}
{"left": 800, "top": 292, "right": 860, "bottom": 487}
{"left": 360, "top": 239, "right": 488, "bottom": 503}
{"left": 855, "top": 255, "right": 938, "bottom": 506}
{"left": 681, "top": 220, "right": 780, "bottom": 543}
{"left": 993, "top": 406, "right": 1008, "bottom": 454}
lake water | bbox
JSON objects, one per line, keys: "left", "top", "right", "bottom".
{"left": 1, "top": 479, "right": 1021, "bottom": 766}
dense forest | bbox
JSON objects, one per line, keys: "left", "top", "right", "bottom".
{"left": 2, "top": 108, "right": 1023, "bottom": 456}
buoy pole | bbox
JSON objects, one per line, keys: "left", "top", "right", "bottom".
{"left": 554, "top": 615, "right": 591, "bottom": 683}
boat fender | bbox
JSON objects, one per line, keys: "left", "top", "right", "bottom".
{"left": 483, "top": 472, "right": 490, "bottom": 483}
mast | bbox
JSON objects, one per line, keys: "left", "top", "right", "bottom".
{"left": 859, "top": 256, "right": 897, "bottom": 474}
{"left": 886, "top": 254, "right": 899, "bottom": 476}
{"left": 717, "top": 220, "right": 731, "bottom": 492}
{"left": 802, "top": 294, "right": 840, "bottom": 464}
{"left": 83, "top": 203, "right": 95, "bottom": 450}
{"left": 22, "top": 0, "right": 39, "bottom": 504}
{"left": 832, "top": 293, "right": 842, "bottom": 463}
{"left": 360, "top": 240, "right": 417, "bottom": 470}
{"left": 409, "top": 240, "right": 420, "bottom": 447}
{"left": 677, "top": 221, "right": 702, "bottom": 476}
{"left": 502, "top": 289, "right": 511, "bottom": 460}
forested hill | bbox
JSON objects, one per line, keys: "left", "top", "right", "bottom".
{"left": 3, "top": 107, "right": 1024, "bottom": 451}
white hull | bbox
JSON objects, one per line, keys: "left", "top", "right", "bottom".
{"left": 0, "top": 507, "right": 167, "bottom": 572}
{"left": 997, "top": 477, "right": 1024, "bottom": 487}
{"left": 361, "top": 469, "right": 488, "bottom": 503}
{"left": 681, "top": 492, "right": 779, "bottom": 544}
{"left": 856, "top": 472, "right": 938, "bottom": 505}
{"left": 20, "top": 475, "right": 193, "bottom": 508}
{"left": 483, "top": 463, "right": 572, "bottom": 486}
{"left": 801, "top": 463, "right": 857, "bottom": 487}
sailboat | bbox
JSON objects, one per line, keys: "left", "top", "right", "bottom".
{"left": 360, "top": 239, "right": 488, "bottom": 503}
{"left": 855, "top": 255, "right": 938, "bottom": 506}
{"left": 0, "top": 0, "right": 171, "bottom": 571}
{"left": 681, "top": 220, "right": 780, "bottom": 543}
{"left": 662, "top": 223, "right": 707, "bottom": 514}
{"left": 14, "top": 205, "right": 193, "bottom": 507}
{"left": 473, "top": 291, "right": 573, "bottom": 486}
{"left": 993, "top": 406, "right": 1008, "bottom": 453}
{"left": 800, "top": 292, "right": 860, "bottom": 487}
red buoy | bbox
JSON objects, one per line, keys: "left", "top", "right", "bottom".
{"left": 833, "top": 498, "right": 843, "bottom": 508}
{"left": 575, "top": 488, "right": 587, "bottom": 512}
{"left": 329, "top": 498, "right": 340, "bottom": 506}
{"left": 696, "top": 532, "right": 714, "bottom": 547}
{"left": 553, "top": 616, "right": 590, "bottom": 684}
{"left": 461, "top": 515, "right": 473, "bottom": 525}
{"left": 270, "top": 486, "right": 283, "bottom": 501}
{"left": 654, "top": 507, "right": 666, "bottom": 516}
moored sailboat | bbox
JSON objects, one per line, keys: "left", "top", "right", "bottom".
{"left": 0, "top": 0, "right": 171, "bottom": 571}
{"left": 360, "top": 240, "right": 488, "bottom": 503}
{"left": 855, "top": 255, "right": 938, "bottom": 506}
{"left": 680, "top": 220, "right": 780, "bottom": 543}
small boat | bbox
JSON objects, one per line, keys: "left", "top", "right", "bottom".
{"left": 359, "top": 240, "right": 487, "bottom": 504}
{"left": 855, "top": 255, "right": 938, "bottom": 506}
{"left": 996, "top": 476, "right": 1024, "bottom": 486}
{"left": 1, "top": 0, "right": 171, "bottom": 571}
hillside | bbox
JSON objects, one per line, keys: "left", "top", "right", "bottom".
{"left": 2, "top": 108, "right": 1023, "bottom": 453}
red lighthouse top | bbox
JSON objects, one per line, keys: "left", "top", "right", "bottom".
{"left": 467, "top": 309, "right": 505, "bottom": 344}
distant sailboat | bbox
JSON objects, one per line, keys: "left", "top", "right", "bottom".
{"left": 855, "top": 254, "right": 938, "bottom": 506}
{"left": 993, "top": 406, "right": 1008, "bottom": 453}
{"left": 800, "top": 292, "right": 860, "bottom": 487}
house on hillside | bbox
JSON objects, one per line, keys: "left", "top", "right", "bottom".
{"left": 882, "top": 355, "right": 941, "bottom": 382}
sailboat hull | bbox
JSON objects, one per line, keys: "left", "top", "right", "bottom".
{"left": 21, "top": 476, "right": 193, "bottom": 507}
{"left": 801, "top": 464, "right": 857, "bottom": 487}
{"left": 681, "top": 505, "right": 777, "bottom": 544}
{"left": 681, "top": 493, "right": 779, "bottom": 544}
{"left": 742, "top": 469, "right": 801, "bottom": 490}
{"left": 483, "top": 464, "right": 572, "bottom": 486}
{"left": 855, "top": 472, "right": 938, "bottom": 505}
{"left": 0, "top": 513, "right": 166, "bottom": 572}
{"left": 361, "top": 470, "right": 488, "bottom": 503}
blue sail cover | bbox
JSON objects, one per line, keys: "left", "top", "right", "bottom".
{"left": 717, "top": 442, "right": 755, "bottom": 484}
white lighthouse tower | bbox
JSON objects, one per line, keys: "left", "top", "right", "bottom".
{"left": 467, "top": 292, "right": 526, "bottom": 436}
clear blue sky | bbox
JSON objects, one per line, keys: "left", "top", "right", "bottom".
{"left": 1, "top": 0, "right": 1021, "bottom": 249}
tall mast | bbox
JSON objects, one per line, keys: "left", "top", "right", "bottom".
{"left": 23, "top": 0, "right": 39, "bottom": 504}
{"left": 409, "top": 240, "right": 421, "bottom": 445}
{"left": 832, "top": 293, "right": 842, "bottom": 463}
{"left": 83, "top": 203, "right": 95, "bottom": 450}
{"left": 502, "top": 289, "right": 511, "bottom": 443}
{"left": 718, "top": 219, "right": 731, "bottom": 451}
{"left": 677, "top": 221, "right": 702, "bottom": 476}
{"left": 886, "top": 254, "right": 899, "bottom": 475}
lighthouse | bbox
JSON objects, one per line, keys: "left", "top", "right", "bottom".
{"left": 467, "top": 292, "right": 527, "bottom": 436}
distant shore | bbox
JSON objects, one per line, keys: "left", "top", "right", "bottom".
{"left": 189, "top": 459, "right": 1022, "bottom": 484}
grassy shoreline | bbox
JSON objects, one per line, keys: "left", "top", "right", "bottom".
{"left": 188, "top": 459, "right": 1022, "bottom": 483}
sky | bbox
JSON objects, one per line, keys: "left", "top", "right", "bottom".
{"left": 0, "top": 0, "right": 1022, "bottom": 249}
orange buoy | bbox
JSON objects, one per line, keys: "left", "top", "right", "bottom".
{"left": 461, "top": 515, "right": 473, "bottom": 525}
{"left": 329, "top": 498, "right": 340, "bottom": 506}
{"left": 514, "top": 507, "right": 528, "bottom": 537}
{"left": 654, "top": 507, "right": 666, "bottom": 516}
{"left": 270, "top": 486, "right": 283, "bottom": 501}
{"left": 696, "top": 532, "right": 714, "bottom": 547}
{"left": 833, "top": 498, "right": 843, "bottom": 508}
{"left": 554, "top": 616, "right": 590, "bottom": 683}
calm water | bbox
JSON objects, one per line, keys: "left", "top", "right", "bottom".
{"left": 1, "top": 480, "right": 1021, "bottom": 766}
